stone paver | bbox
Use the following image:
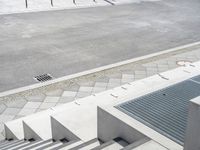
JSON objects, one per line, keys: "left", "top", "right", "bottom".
{"left": 25, "top": 94, "right": 46, "bottom": 102}
{"left": 39, "top": 102, "right": 56, "bottom": 109}
{"left": 62, "top": 91, "right": 77, "bottom": 97}
{"left": 0, "top": 47, "right": 200, "bottom": 140}
{"left": 5, "top": 98, "right": 27, "bottom": 108}
{"left": 2, "top": 108, "right": 21, "bottom": 115}
{"left": 44, "top": 97, "right": 60, "bottom": 103}
{"left": 23, "top": 102, "right": 42, "bottom": 109}
{"left": 58, "top": 97, "right": 74, "bottom": 103}
{"left": 18, "top": 108, "right": 37, "bottom": 116}
{"left": 45, "top": 89, "right": 64, "bottom": 97}
{"left": 0, "top": 104, "right": 6, "bottom": 114}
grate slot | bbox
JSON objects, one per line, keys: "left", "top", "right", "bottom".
{"left": 34, "top": 74, "right": 53, "bottom": 82}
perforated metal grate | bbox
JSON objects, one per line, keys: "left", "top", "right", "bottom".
{"left": 116, "top": 75, "right": 200, "bottom": 145}
{"left": 34, "top": 74, "right": 53, "bottom": 82}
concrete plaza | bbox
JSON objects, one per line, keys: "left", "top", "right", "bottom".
{"left": 1, "top": 0, "right": 200, "bottom": 92}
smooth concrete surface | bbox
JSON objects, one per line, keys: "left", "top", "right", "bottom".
{"left": 1, "top": 0, "right": 200, "bottom": 92}
{"left": 52, "top": 105, "right": 98, "bottom": 142}
{"left": 97, "top": 107, "right": 146, "bottom": 143}
{"left": 184, "top": 97, "right": 200, "bottom": 150}
{"left": 133, "top": 140, "right": 168, "bottom": 150}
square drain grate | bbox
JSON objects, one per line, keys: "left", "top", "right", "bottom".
{"left": 116, "top": 75, "right": 200, "bottom": 145}
{"left": 34, "top": 74, "right": 53, "bottom": 82}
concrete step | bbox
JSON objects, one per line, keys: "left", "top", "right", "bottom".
{"left": 51, "top": 104, "right": 97, "bottom": 142}
{"left": 131, "top": 140, "right": 168, "bottom": 150}
{"left": 23, "top": 115, "right": 52, "bottom": 140}
{"left": 51, "top": 116, "right": 80, "bottom": 142}
{"left": 0, "top": 140, "right": 7, "bottom": 144}
{"left": 69, "top": 138, "right": 101, "bottom": 150}
{"left": 21, "top": 139, "right": 53, "bottom": 150}
{"left": 79, "top": 139, "right": 101, "bottom": 150}
{"left": 92, "top": 138, "right": 128, "bottom": 150}
{"left": 4, "top": 103, "right": 80, "bottom": 142}
{"left": 36, "top": 141, "right": 63, "bottom": 150}
{"left": 5, "top": 119, "right": 24, "bottom": 140}
{"left": 0, "top": 140, "right": 18, "bottom": 148}
{"left": 0, "top": 140, "right": 24, "bottom": 149}
{"left": 11, "top": 140, "right": 44, "bottom": 150}
{"left": 4, "top": 109, "right": 53, "bottom": 141}
{"left": 1, "top": 140, "right": 30, "bottom": 150}
{"left": 122, "top": 137, "right": 150, "bottom": 150}
{"left": 53, "top": 140, "right": 83, "bottom": 150}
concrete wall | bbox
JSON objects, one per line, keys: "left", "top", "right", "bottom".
{"left": 51, "top": 117, "right": 80, "bottom": 141}
{"left": 97, "top": 107, "right": 146, "bottom": 143}
{"left": 184, "top": 97, "right": 200, "bottom": 150}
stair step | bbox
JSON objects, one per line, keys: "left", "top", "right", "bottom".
{"left": 51, "top": 116, "right": 80, "bottom": 141}
{"left": 22, "top": 139, "right": 53, "bottom": 150}
{"left": 132, "top": 140, "right": 168, "bottom": 150}
{"left": 54, "top": 140, "right": 83, "bottom": 150}
{"left": 0, "top": 140, "right": 7, "bottom": 144}
{"left": 0, "top": 140, "right": 18, "bottom": 148}
{"left": 0, "top": 140, "right": 24, "bottom": 149}
{"left": 36, "top": 141, "right": 63, "bottom": 150}
{"left": 51, "top": 105, "right": 97, "bottom": 142}
{"left": 5, "top": 119, "right": 24, "bottom": 140}
{"left": 23, "top": 111, "right": 52, "bottom": 140}
{"left": 1, "top": 140, "right": 30, "bottom": 150}
{"left": 92, "top": 138, "right": 128, "bottom": 150}
{"left": 93, "top": 140, "right": 123, "bottom": 150}
{"left": 69, "top": 138, "right": 100, "bottom": 150}
{"left": 11, "top": 140, "right": 43, "bottom": 150}
{"left": 80, "top": 139, "right": 101, "bottom": 150}
{"left": 122, "top": 137, "right": 150, "bottom": 150}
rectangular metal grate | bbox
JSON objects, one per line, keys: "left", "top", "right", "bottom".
{"left": 116, "top": 75, "right": 200, "bottom": 145}
{"left": 34, "top": 74, "right": 53, "bottom": 82}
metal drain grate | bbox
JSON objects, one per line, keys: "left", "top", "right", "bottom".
{"left": 34, "top": 74, "right": 53, "bottom": 82}
{"left": 116, "top": 76, "right": 200, "bottom": 145}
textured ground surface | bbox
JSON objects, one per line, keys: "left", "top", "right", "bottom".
{"left": 1, "top": 0, "right": 200, "bottom": 91}
{"left": 0, "top": 46, "right": 199, "bottom": 140}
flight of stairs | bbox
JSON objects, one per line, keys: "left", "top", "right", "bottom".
{"left": 0, "top": 77, "right": 157, "bottom": 149}
{"left": 1, "top": 102, "right": 151, "bottom": 149}
{"left": 0, "top": 137, "right": 153, "bottom": 150}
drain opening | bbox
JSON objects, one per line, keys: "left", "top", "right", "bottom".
{"left": 34, "top": 74, "right": 53, "bottom": 82}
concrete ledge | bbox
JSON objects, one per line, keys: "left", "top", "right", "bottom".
{"left": 100, "top": 106, "right": 183, "bottom": 150}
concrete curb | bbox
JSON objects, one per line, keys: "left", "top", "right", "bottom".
{"left": 0, "top": 41, "right": 200, "bottom": 98}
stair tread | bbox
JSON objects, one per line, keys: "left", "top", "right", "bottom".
{"left": 12, "top": 140, "right": 43, "bottom": 150}
{"left": 0, "top": 140, "right": 25, "bottom": 149}
{"left": 132, "top": 140, "right": 168, "bottom": 150}
{"left": 4, "top": 141, "right": 30, "bottom": 150}
{"left": 92, "top": 139, "right": 127, "bottom": 150}
{"left": 79, "top": 140, "right": 100, "bottom": 150}
{"left": 22, "top": 139, "right": 53, "bottom": 150}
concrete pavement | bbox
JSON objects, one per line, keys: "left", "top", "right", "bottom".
{"left": 1, "top": 0, "right": 200, "bottom": 92}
